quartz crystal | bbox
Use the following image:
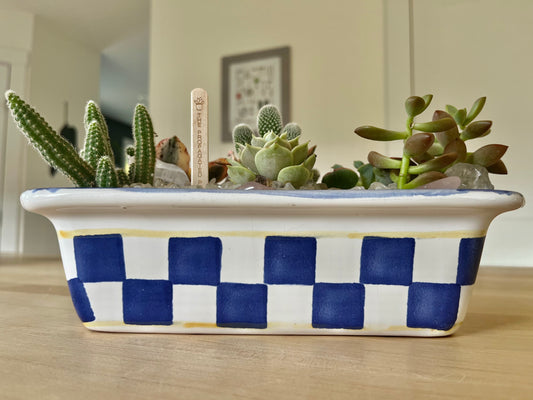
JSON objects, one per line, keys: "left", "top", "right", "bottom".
{"left": 445, "top": 163, "right": 494, "bottom": 189}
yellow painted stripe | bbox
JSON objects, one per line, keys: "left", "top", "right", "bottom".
{"left": 59, "top": 228, "right": 486, "bottom": 240}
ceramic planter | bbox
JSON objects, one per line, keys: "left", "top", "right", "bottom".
{"left": 20, "top": 188, "right": 523, "bottom": 336}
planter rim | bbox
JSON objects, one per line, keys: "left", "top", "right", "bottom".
{"left": 20, "top": 187, "right": 524, "bottom": 214}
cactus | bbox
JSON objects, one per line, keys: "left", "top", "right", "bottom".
{"left": 132, "top": 104, "right": 156, "bottom": 184}
{"left": 232, "top": 124, "right": 254, "bottom": 152}
{"left": 282, "top": 122, "right": 302, "bottom": 140}
{"left": 227, "top": 104, "right": 316, "bottom": 188}
{"left": 95, "top": 156, "right": 118, "bottom": 188}
{"left": 349, "top": 94, "right": 507, "bottom": 189}
{"left": 81, "top": 120, "right": 108, "bottom": 170}
{"left": 5, "top": 90, "right": 158, "bottom": 188}
{"left": 5, "top": 90, "right": 96, "bottom": 187}
{"left": 257, "top": 104, "right": 283, "bottom": 137}
{"left": 84, "top": 101, "right": 115, "bottom": 166}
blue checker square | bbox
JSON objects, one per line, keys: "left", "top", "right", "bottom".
{"left": 407, "top": 283, "right": 461, "bottom": 331}
{"left": 264, "top": 236, "right": 316, "bottom": 285}
{"left": 67, "top": 278, "right": 95, "bottom": 322}
{"left": 312, "top": 283, "right": 365, "bottom": 329}
{"left": 123, "top": 279, "right": 173, "bottom": 325}
{"left": 74, "top": 234, "right": 126, "bottom": 282}
{"left": 360, "top": 236, "right": 415, "bottom": 285}
{"left": 457, "top": 237, "right": 485, "bottom": 285}
{"left": 217, "top": 283, "right": 267, "bottom": 329}
{"left": 168, "top": 237, "right": 222, "bottom": 285}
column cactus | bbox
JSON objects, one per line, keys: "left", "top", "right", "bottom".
{"left": 132, "top": 104, "right": 156, "bottom": 184}
{"left": 5, "top": 90, "right": 158, "bottom": 188}
{"left": 95, "top": 156, "right": 119, "bottom": 188}
{"left": 5, "top": 90, "right": 96, "bottom": 187}
{"left": 84, "top": 100, "right": 115, "bottom": 166}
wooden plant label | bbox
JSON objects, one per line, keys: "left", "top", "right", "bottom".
{"left": 191, "top": 88, "right": 209, "bottom": 187}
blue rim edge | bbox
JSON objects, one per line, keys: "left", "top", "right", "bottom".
{"left": 29, "top": 187, "right": 520, "bottom": 200}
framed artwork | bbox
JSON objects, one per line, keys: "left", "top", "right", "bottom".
{"left": 222, "top": 46, "right": 291, "bottom": 142}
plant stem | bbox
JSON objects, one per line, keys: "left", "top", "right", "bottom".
{"left": 398, "top": 117, "right": 414, "bottom": 189}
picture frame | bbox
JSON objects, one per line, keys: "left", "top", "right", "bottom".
{"left": 221, "top": 46, "right": 291, "bottom": 142}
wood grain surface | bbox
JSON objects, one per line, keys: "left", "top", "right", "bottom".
{"left": 1, "top": 258, "right": 532, "bottom": 399}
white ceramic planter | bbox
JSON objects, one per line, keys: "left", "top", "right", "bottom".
{"left": 21, "top": 188, "right": 523, "bottom": 336}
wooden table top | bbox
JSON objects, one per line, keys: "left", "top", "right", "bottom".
{"left": 1, "top": 258, "right": 532, "bottom": 399}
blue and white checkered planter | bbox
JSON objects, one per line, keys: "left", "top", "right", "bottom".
{"left": 20, "top": 188, "right": 524, "bottom": 336}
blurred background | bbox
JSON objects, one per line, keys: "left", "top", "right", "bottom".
{"left": 0, "top": 0, "right": 531, "bottom": 267}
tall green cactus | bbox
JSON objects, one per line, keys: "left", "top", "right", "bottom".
{"left": 81, "top": 120, "right": 108, "bottom": 170}
{"left": 84, "top": 100, "right": 115, "bottom": 165}
{"left": 95, "top": 156, "right": 118, "bottom": 188}
{"left": 132, "top": 104, "right": 156, "bottom": 184}
{"left": 5, "top": 90, "right": 158, "bottom": 188}
{"left": 5, "top": 90, "right": 95, "bottom": 187}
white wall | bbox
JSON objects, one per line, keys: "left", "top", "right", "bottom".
{"left": 20, "top": 17, "right": 100, "bottom": 256}
{"left": 0, "top": 10, "right": 33, "bottom": 255}
{"left": 405, "top": 0, "right": 532, "bottom": 267}
{"left": 149, "top": 0, "right": 387, "bottom": 176}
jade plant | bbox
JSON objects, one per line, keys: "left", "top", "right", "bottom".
{"left": 227, "top": 105, "right": 317, "bottom": 188}
{"left": 323, "top": 94, "right": 507, "bottom": 189}
{"left": 5, "top": 90, "right": 156, "bottom": 188}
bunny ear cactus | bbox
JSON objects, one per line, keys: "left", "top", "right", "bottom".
{"left": 227, "top": 104, "right": 316, "bottom": 188}
{"left": 5, "top": 90, "right": 158, "bottom": 188}
{"left": 351, "top": 94, "right": 507, "bottom": 189}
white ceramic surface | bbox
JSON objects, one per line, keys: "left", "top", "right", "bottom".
{"left": 21, "top": 188, "right": 524, "bottom": 336}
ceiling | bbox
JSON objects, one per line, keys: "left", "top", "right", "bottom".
{"left": 0, "top": 0, "right": 150, "bottom": 124}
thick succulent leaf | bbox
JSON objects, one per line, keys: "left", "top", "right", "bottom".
{"left": 303, "top": 153, "right": 317, "bottom": 170}
{"left": 322, "top": 167, "right": 358, "bottom": 189}
{"left": 368, "top": 151, "right": 403, "bottom": 169}
{"left": 240, "top": 144, "right": 261, "bottom": 173}
{"left": 251, "top": 136, "right": 267, "bottom": 147}
{"left": 445, "top": 104, "right": 458, "bottom": 116}
{"left": 432, "top": 110, "right": 460, "bottom": 147}
{"left": 460, "top": 120, "right": 492, "bottom": 140}
{"left": 291, "top": 141, "right": 309, "bottom": 165}
{"left": 355, "top": 126, "right": 408, "bottom": 141}
{"left": 485, "top": 159, "right": 508, "bottom": 174}
{"left": 353, "top": 160, "right": 365, "bottom": 169}
{"left": 453, "top": 108, "right": 467, "bottom": 127}
{"left": 413, "top": 117, "right": 456, "bottom": 133}
{"left": 463, "top": 97, "right": 486, "bottom": 126}
{"left": 263, "top": 131, "right": 278, "bottom": 142}
{"left": 402, "top": 171, "right": 447, "bottom": 189}
{"left": 408, "top": 152, "right": 458, "bottom": 174}
{"left": 227, "top": 165, "right": 256, "bottom": 184}
{"left": 255, "top": 143, "right": 293, "bottom": 180}
{"left": 470, "top": 144, "right": 508, "bottom": 167}
{"left": 277, "top": 165, "right": 310, "bottom": 189}
{"left": 357, "top": 163, "right": 375, "bottom": 189}
{"left": 422, "top": 94, "right": 433, "bottom": 110}
{"left": 443, "top": 139, "right": 467, "bottom": 163}
{"left": 403, "top": 132, "right": 435, "bottom": 157}
{"left": 288, "top": 136, "right": 300, "bottom": 148}
{"left": 405, "top": 96, "right": 427, "bottom": 118}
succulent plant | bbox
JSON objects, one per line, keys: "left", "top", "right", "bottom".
{"left": 227, "top": 105, "right": 317, "bottom": 189}
{"left": 346, "top": 94, "right": 507, "bottom": 189}
{"left": 5, "top": 90, "right": 157, "bottom": 188}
